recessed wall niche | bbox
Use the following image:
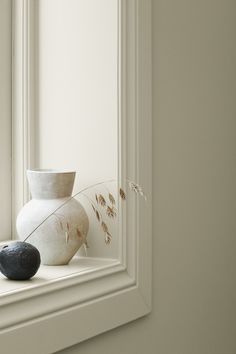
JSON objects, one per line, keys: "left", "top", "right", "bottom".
{"left": 34, "top": 0, "right": 118, "bottom": 258}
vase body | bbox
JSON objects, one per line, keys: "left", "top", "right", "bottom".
{"left": 16, "top": 170, "right": 89, "bottom": 265}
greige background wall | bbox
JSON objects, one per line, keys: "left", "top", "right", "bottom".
{"left": 59, "top": 0, "right": 236, "bottom": 353}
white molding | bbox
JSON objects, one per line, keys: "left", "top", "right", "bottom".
{"left": 12, "top": 0, "right": 35, "bottom": 235}
{"left": 6, "top": 0, "right": 152, "bottom": 352}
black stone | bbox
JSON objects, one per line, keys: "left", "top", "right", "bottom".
{"left": 0, "top": 242, "right": 41, "bottom": 280}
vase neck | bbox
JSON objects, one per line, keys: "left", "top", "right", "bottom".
{"left": 27, "top": 170, "right": 76, "bottom": 199}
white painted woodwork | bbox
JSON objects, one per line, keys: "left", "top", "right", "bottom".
{"left": 6, "top": 1, "right": 152, "bottom": 353}
{"left": 0, "top": 0, "right": 12, "bottom": 240}
{"left": 0, "top": 256, "right": 117, "bottom": 294}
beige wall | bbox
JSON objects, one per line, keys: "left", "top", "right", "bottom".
{"left": 59, "top": 0, "right": 236, "bottom": 353}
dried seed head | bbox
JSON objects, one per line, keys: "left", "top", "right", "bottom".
{"left": 101, "top": 222, "right": 112, "bottom": 245}
{"left": 101, "top": 221, "right": 109, "bottom": 233}
{"left": 98, "top": 194, "right": 106, "bottom": 207}
{"left": 106, "top": 206, "right": 116, "bottom": 218}
{"left": 119, "top": 188, "right": 126, "bottom": 200}
{"left": 112, "top": 206, "right": 117, "bottom": 217}
{"left": 96, "top": 210, "right": 100, "bottom": 221}
{"left": 91, "top": 204, "right": 101, "bottom": 221}
{"left": 76, "top": 228, "right": 83, "bottom": 238}
{"left": 105, "top": 234, "right": 112, "bottom": 245}
{"left": 66, "top": 222, "right": 70, "bottom": 231}
{"left": 95, "top": 194, "right": 99, "bottom": 203}
{"left": 128, "top": 181, "right": 147, "bottom": 200}
{"left": 109, "top": 193, "right": 116, "bottom": 205}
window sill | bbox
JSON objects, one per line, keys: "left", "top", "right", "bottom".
{"left": 0, "top": 249, "right": 148, "bottom": 354}
{"left": 0, "top": 252, "right": 132, "bottom": 333}
{"left": 0, "top": 255, "right": 118, "bottom": 297}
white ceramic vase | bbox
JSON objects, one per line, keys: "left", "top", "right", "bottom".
{"left": 16, "top": 170, "right": 89, "bottom": 265}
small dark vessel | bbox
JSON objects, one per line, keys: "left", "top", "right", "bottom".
{"left": 0, "top": 241, "right": 41, "bottom": 280}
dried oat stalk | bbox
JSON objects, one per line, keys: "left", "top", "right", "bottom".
{"left": 128, "top": 180, "right": 147, "bottom": 200}
{"left": 101, "top": 221, "right": 109, "bottom": 233}
{"left": 95, "top": 210, "right": 100, "bottom": 221}
{"left": 106, "top": 206, "right": 117, "bottom": 218}
{"left": 101, "top": 221, "right": 112, "bottom": 244}
{"left": 24, "top": 178, "right": 146, "bottom": 249}
{"left": 98, "top": 194, "right": 106, "bottom": 207}
{"left": 105, "top": 234, "right": 112, "bottom": 245}
{"left": 119, "top": 188, "right": 126, "bottom": 200}
{"left": 91, "top": 203, "right": 101, "bottom": 221}
{"left": 108, "top": 193, "right": 116, "bottom": 205}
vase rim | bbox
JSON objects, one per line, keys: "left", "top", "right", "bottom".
{"left": 27, "top": 169, "right": 76, "bottom": 174}
{"left": 26, "top": 169, "right": 76, "bottom": 199}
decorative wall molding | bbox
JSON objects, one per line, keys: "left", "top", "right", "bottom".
{"left": 12, "top": 0, "right": 36, "bottom": 236}
{"left": 5, "top": 0, "right": 152, "bottom": 352}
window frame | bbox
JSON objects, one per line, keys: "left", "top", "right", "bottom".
{"left": 1, "top": 0, "right": 152, "bottom": 352}
{"left": 0, "top": 0, "right": 12, "bottom": 241}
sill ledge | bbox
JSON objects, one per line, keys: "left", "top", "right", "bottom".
{"left": 0, "top": 252, "right": 130, "bottom": 333}
{"left": 0, "top": 256, "right": 118, "bottom": 298}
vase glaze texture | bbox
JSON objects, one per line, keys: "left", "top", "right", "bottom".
{"left": 16, "top": 170, "right": 89, "bottom": 265}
